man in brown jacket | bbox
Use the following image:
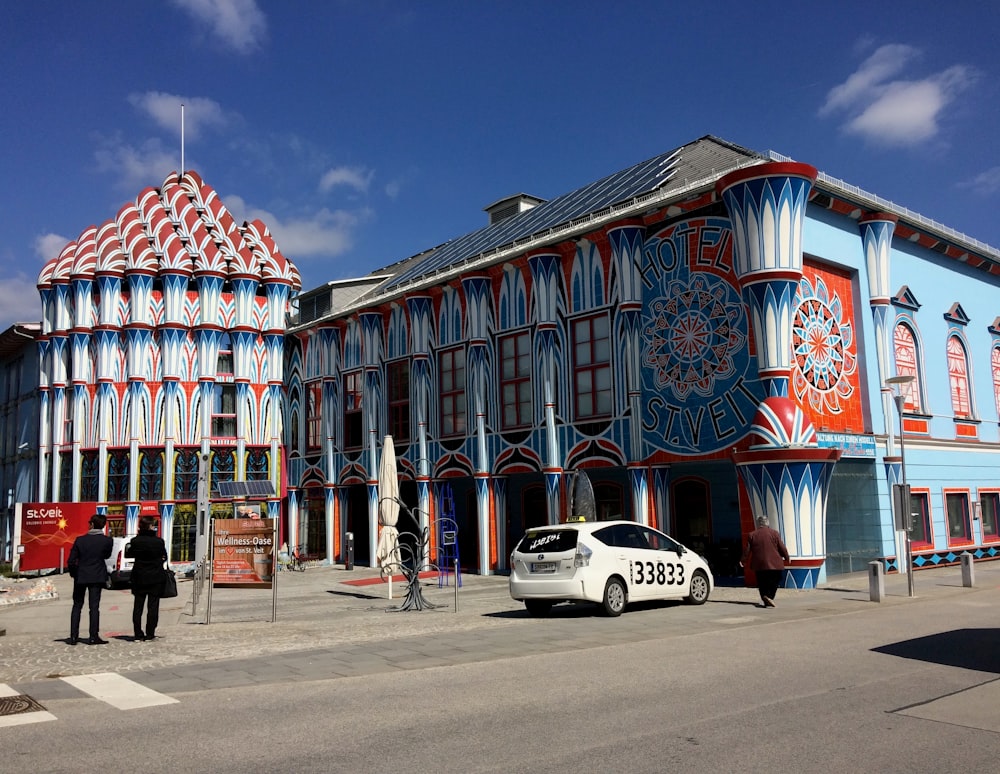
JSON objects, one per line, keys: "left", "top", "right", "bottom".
{"left": 743, "top": 515, "right": 790, "bottom": 608}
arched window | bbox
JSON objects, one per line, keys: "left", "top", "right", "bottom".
{"left": 947, "top": 334, "right": 972, "bottom": 418}
{"left": 893, "top": 322, "right": 922, "bottom": 412}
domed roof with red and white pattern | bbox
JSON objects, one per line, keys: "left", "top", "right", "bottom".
{"left": 37, "top": 170, "right": 300, "bottom": 293}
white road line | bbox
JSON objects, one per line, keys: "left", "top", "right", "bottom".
{"left": 0, "top": 683, "right": 56, "bottom": 727}
{"left": 60, "top": 673, "right": 179, "bottom": 710}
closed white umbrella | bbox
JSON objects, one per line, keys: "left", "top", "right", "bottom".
{"left": 376, "top": 435, "right": 402, "bottom": 598}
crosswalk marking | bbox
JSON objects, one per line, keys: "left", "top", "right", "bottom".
{"left": 60, "top": 673, "right": 179, "bottom": 710}
{"left": 0, "top": 684, "right": 56, "bottom": 727}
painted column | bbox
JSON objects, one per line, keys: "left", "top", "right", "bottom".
{"left": 361, "top": 311, "right": 383, "bottom": 567}
{"left": 69, "top": 230, "right": 97, "bottom": 501}
{"left": 463, "top": 274, "right": 494, "bottom": 573}
{"left": 859, "top": 212, "right": 907, "bottom": 573}
{"left": 529, "top": 253, "right": 563, "bottom": 525}
{"left": 718, "top": 162, "right": 841, "bottom": 589}
{"left": 492, "top": 476, "right": 508, "bottom": 569}
{"left": 49, "top": 270, "right": 71, "bottom": 500}
{"left": 609, "top": 223, "right": 650, "bottom": 526}
{"left": 652, "top": 466, "right": 671, "bottom": 534}
{"left": 407, "top": 296, "right": 434, "bottom": 559}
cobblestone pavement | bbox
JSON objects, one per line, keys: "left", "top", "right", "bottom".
{"left": 2, "top": 560, "right": 996, "bottom": 688}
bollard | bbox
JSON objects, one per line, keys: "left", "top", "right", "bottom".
{"left": 960, "top": 552, "right": 975, "bottom": 587}
{"left": 868, "top": 560, "right": 884, "bottom": 603}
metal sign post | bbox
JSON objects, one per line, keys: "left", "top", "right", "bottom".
{"left": 205, "top": 519, "right": 215, "bottom": 624}
{"left": 271, "top": 518, "right": 278, "bottom": 622}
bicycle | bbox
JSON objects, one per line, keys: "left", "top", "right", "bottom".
{"left": 288, "top": 545, "right": 308, "bottom": 572}
{"left": 278, "top": 545, "right": 307, "bottom": 572}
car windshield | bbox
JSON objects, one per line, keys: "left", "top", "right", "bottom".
{"left": 516, "top": 529, "right": 579, "bottom": 554}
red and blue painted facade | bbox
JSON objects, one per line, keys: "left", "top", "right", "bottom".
{"left": 285, "top": 136, "right": 1000, "bottom": 586}
{"left": 35, "top": 171, "right": 300, "bottom": 564}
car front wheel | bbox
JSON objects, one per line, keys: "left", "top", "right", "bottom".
{"left": 685, "top": 569, "right": 710, "bottom": 605}
{"left": 602, "top": 577, "right": 627, "bottom": 617}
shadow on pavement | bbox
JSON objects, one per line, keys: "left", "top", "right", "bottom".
{"left": 873, "top": 628, "right": 1000, "bottom": 673}
{"left": 325, "top": 589, "right": 384, "bottom": 601}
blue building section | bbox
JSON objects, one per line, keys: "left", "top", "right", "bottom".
{"left": 283, "top": 135, "right": 1000, "bottom": 585}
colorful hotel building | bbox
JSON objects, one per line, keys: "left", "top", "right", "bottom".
{"left": 284, "top": 135, "right": 1000, "bottom": 586}
{"left": 34, "top": 171, "right": 300, "bottom": 563}
{"left": 31, "top": 135, "right": 1000, "bottom": 587}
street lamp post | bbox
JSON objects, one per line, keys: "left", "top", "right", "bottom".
{"left": 886, "top": 375, "right": 916, "bottom": 597}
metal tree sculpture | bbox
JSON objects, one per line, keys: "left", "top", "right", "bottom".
{"left": 379, "top": 500, "right": 442, "bottom": 612}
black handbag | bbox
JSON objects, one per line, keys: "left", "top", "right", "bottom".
{"left": 161, "top": 568, "right": 178, "bottom": 599}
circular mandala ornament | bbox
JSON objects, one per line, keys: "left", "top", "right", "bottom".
{"left": 791, "top": 276, "right": 856, "bottom": 414}
{"left": 642, "top": 273, "right": 746, "bottom": 402}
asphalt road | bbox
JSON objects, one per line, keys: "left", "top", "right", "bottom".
{"left": 2, "top": 562, "right": 1000, "bottom": 772}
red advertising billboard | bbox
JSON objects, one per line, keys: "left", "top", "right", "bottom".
{"left": 14, "top": 502, "right": 99, "bottom": 571}
{"left": 212, "top": 518, "right": 275, "bottom": 589}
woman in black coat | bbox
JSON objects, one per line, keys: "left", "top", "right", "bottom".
{"left": 124, "top": 515, "right": 168, "bottom": 641}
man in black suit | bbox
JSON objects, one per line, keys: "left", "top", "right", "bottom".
{"left": 67, "top": 513, "right": 114, "bottom": 645}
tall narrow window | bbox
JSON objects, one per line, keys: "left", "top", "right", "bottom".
{"left": 306, "top": 382, "right": 323, "bottom": 450}
{"left": 139, "top": 450, "right": 164, "bottom": 501}
{"left": 909, "top": 491, "right": 932, "bottom": 547}
{"left": 947, "top": 335, "right": 971, "bottom": 418}
{"left": 344, "top": 371, "right": 364, "bottom": 448}
{"left": 210, "top": 448, "right": 235, "bottom": 497}
{"left": 212, "top": 384, "right": 237, "bottom": 438}
{"left": 217, "top": 332, "right": 234, "bottom": 376}
{"left": 107, "top": 449, "right": 130, "bottom": 502}
{"left": 58, "top": 451, "right": 73, "bottom": 501}
{"left": 247, "top": 448, "right": 269, "bottom": 480}
{"left": 979, "top": 492, "right": 1000, "bottom": 540}
{"left": 174, "top": 449, "right": 199, "bottom": 501}
{"left": 893, "top": 322, "right": 922, "bottom": 412}
{"left": 500, "top": 331, "right": 532, "bottom": 429}
{"left": 81, "top": 451, "right": 99, "bottom": 501}
{"left": 572, "top": 313, "right": 612, "bottom": 419}
{"left": 992, "top": 346, "right": 1000, "bottom": 419}
{"left": 946, "top": 491, "right": 971, "bottom": 542}
{"left": 439, "top": 346, "right": 467, "bottom": 436}
{"left": 387, "top": 360, "right": 411, "bottom": 441}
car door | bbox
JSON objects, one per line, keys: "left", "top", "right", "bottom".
{"left": 604, "top": 523, "right": 659, "bottom": 602}
{"left": 638, "top": 526, "right": 689, "bottom": 601}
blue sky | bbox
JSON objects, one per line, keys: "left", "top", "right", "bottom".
{"left": 2, "top": 1, "right": 999, "bottom": 332}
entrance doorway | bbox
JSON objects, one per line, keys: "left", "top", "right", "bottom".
{"left": 671, "top": 478, "right": 711, "bottom": 555}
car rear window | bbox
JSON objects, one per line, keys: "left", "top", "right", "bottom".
{"left": 516, "top": 529, "right": 579, "bottom": 554}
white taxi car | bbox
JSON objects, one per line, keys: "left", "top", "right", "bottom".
{"left": 105, "top": 536, "right": 134, "bottom": 588}
{"left": 509, "top": 519, "right": 713, "bottom": 617}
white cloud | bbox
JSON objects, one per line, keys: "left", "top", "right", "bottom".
{"left": 318, "top": 166, "right": 374, "bottom": 195}
{"left": 961, "top": 166, "right": 1000, "bottom": 195}
{"left": 128, "top": 92, "right": 230, "bottom": 140}
{"left": 385, "top": 179, "right": 402, "bottom": 199}
{"left": 94, "top": 135, "right": 180, "bottom": 191}
{"left": 820, "top": 44, "right": 977, "bottom": 146}
{"left": 170, "top": 0, "right": 267, "bottom": 54}
{"left": 224, "top": 194, "right": 369, "bottom": 258}
{"left": 34, "top": 233, "right": 72, "bottom": 263}
{"left": 0, "top": 273, "right": 44, "bottom": 327}
{"left": 820, "top": 44, "right": 918, "bottom": 116}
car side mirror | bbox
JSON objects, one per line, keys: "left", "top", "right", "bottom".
{"left": 675, "top": 544, "right": 685, "bottom": 556}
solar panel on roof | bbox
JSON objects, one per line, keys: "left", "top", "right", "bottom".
{"left": 384, "top": 147, "right": 680, "bottom": 292}
{"left": 218, "top": 481, "right": 245, "bottom": 497}
{"left": 217, "top": 480, "right": 275, "bottom": 497}
{"left": 246, "top": 480, "right": 275, "bottom": 496}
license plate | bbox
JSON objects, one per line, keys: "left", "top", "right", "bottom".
{"left": 531, "top": 562, "right": 556, "bottom": 573}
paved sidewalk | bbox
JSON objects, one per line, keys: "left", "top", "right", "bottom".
{"left": 1, "top": 558, "right": 997, "bottom": 691}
